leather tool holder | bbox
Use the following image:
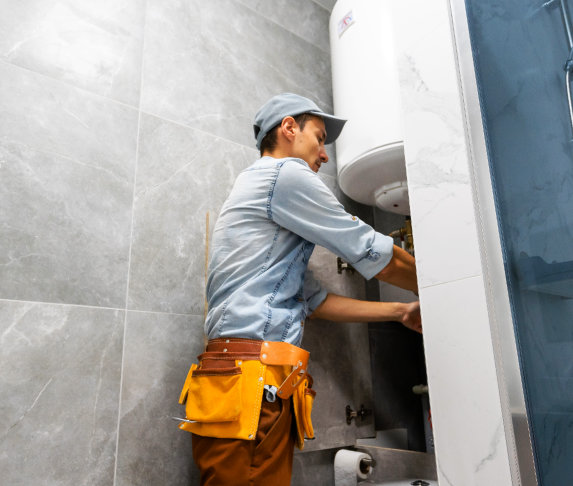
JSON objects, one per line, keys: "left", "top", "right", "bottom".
{"left": 260, "top": 341, "right": 316, "bottom": 448}
{"left": 177, "top": 339, "right": 316, "bottom": 449}
{"left": 259, "top": 341, "right": 310, "bottom": 399}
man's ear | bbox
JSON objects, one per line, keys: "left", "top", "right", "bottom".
{"left": 279, "top": 116, "right": 297, "bottom": 142}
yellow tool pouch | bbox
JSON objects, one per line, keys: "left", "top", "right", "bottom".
{"left": 292, "top": 376, "right": 316, "bottom": 449}
{"left": 180, "top": 364, "right": 242, "bottom": 423}
{"left": 178, "top": 359, "right": 266, "bottom": 441}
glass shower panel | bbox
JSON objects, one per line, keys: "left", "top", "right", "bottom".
{"left": 464, "top": 0, "right": 573, "bottom": 484}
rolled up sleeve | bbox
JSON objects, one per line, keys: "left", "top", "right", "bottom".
{"left": 269, "top": 159, "right": 394, "bottom": 280}
{"left": 302, "top": 270, "right": 328, "bottom": 314}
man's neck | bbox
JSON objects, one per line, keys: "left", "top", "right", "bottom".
{"left": 261, "top": 148, "right": 290, "bottom": 159}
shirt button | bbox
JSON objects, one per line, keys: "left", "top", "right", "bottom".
{"left": 352, "top": 216, "right": 357, "bottom": 221}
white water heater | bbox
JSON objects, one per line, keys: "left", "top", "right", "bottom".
{"left": 330, "top": 0, "right": 409, "bottom": 215}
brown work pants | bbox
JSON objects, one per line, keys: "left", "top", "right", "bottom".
{"left": 192, "top": 398, "right": 295, "bottom": 486}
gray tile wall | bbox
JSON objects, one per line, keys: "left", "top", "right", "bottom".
{"left": 0, "top": 0, "right": 347, "bottom": 485}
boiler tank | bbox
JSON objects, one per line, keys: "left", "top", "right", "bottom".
{"left": 329, "top": 0, "right": 409, "bottom": 215}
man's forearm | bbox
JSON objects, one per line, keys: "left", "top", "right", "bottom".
{"left": 310, "top": 293, "right": 422, "bottom": 333}
{"left": 375, "top": 245, "right": 418, "bottom": 294}
{"left": 310, "top": 293, "right": 404, "bottom": 322}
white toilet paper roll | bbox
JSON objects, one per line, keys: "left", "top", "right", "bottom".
{"left": 334, "top": 449, "right": 372, "bottom": 486}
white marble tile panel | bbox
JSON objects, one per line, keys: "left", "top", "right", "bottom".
{"left": 420, "top": 276, "right": 513, "bottom": 486}
{"left": 392, "top": 0, "right": 482, "bottom": 288}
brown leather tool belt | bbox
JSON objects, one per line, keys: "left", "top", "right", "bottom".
{"left": 178, "top": 337, "right": 316, "bottom": 447}
{"left": 198, "top": 338, "right": 311, "bottom": 399}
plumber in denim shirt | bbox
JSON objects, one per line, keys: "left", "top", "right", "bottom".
{"left": 190, "top": 93, "right": 420, "bottom": 486}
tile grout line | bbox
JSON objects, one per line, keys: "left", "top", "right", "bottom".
{"left": 138, "top": 108, "right": 262, "bottom": 154}
{"left": 111, "top": 112, "right": 139, "bottom": 486}
{"left": 0, "top": 297, "right": 122, "bottom": 313}
{"left": 0, "top": 58, "right": 263, "bottom": 156}
{"left": 0, "top": 297, "right": 204, "bottom": 318}
{"left": 1, "top": 53, "right": 333, "bottom": 157}
{"left": 0, "top": 57, "right": 141, "bottom": 114}
{"left": 419, "top": 272, "right": 483, "bottom": 291}
{"left": 113, "top": 2, "right": 148, "bottom": 483}
{"left": 309, "top": 0, "right": 332, "bottom": 14}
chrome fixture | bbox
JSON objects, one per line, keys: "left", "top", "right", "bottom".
{"left": 389, "top": 216, "right": 414, "bottom": 254}
{"left": 346, "top": 404, "right": 372, "bottom": 425}
{"left": 337, "top": 256, "right": 356, "bottom": 274}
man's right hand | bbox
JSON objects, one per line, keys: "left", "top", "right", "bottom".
{"left": 400, "top": 301, "right": 422, "bottom": 334}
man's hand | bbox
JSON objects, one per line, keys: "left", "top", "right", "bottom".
{"left": 399, "top": 301, "right": 422, "bottom": 334}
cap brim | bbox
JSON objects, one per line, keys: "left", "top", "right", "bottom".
{"left": 309, "top": 111, "right": 347, "bottom": 145}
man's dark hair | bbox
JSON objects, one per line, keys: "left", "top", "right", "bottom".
{"left": 259, "top": 113, "right": 316, "bottom": 156}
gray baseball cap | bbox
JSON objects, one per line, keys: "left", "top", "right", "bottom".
{"left": 253, "top": 93, "right": 347, "bottom": 150}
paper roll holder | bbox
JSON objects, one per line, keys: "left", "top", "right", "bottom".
{"left": 359, "top": 457, "right": 373, "bottom": 475}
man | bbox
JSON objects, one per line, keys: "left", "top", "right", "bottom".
{"left": 178, "top": 93, "right": 420, "bottom": 485}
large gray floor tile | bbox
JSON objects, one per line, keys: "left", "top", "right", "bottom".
{"left": 0, "top": 61, "right": 138, "bottom": 307}
{"left": 301, "top": 317, "right": 374, "bottom": 451}
{"left": 0, "top": 0, "right": 146, "bottom": 107}
{"left": 320, "top": 144, "right": 339, "bottom": 178}
{"left": 0, "top": 301, "right": 124, "bottom": 486}
{"left": 300, "top": 244, "right": 374, "bottom": 451}
{"left": 292, "top": 447, "right": 337, "bottom": 486}
{"left": 115, "top": 311, "right": 205, "bottom": 486}
{"left": 237, "top": 0, "right": 331, "bottom": 53}
{"left": 141, "top": 0, "right": 333, "bottom": 148}
{"left": 0, "top": 61, "right": 138, "bottom": 182}
{"left": 307, "top": 244, "right": 367, "bottom": 300}
{"left": 313, "top": 0, "right": 337, "bottom": 12}
{"left": 128, "top": 114, "right": 257, "bottom": 314}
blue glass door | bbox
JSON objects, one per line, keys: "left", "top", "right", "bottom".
{"left": 464, "top": 1, "right": 573, "bottom": 484}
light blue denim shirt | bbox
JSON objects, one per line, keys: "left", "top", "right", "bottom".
{"left": 205, "top": 156, "right": 394, "bottom": 346}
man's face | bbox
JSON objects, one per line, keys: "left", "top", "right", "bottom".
{"left": 291, "top": 116, "right": 329, "bottom": 173}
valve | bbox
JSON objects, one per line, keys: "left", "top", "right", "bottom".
{"left": 346, "top": 404, "right": 372, "bottom": 425}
